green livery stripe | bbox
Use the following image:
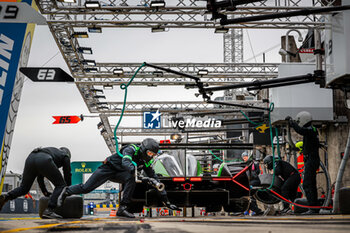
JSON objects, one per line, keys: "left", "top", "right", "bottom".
{"left": 217, "top": 163, "right": 226, "bottom": 177}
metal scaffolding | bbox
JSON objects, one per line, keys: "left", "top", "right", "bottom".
{"left": 33, "top": 0, "right": 329, "bottom": 151}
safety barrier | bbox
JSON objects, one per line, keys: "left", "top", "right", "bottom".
{"left": 0, "top": 198, "right": 38, "bottom": 214}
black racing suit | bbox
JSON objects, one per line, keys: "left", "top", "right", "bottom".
{"left": 248, "top": 161, "right": 262, "bottom": 214}
{"left": 67, "top": 144, "right": 165, "bottom": 206}
{"left": 290, "top": 121, "right": 320, "bottom": 207}
{"left": 274, "top": 160, "right": 301, "bottom": 209}
{"left": 7, "top": 147, "right": 71, "bottom": 209}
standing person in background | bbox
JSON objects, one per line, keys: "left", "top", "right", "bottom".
{"left": 286, "top": 111, "right": 320, "bottom": 215}
{"left": 242, "top": 151, "right": 263, "bottom": 215}
{"left": 0, "top": 147, "right": 72, "bottom": 219}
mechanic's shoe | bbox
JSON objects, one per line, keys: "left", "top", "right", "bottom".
{"left": 254, "top": 209, "right": 264, "bottom": 216}
{"left": 0, "top": 194, "right": 10, "bottom": 211}
{"left": 301, "top": 209, "right": 319, "bottom": 215}
{"left": 57, "top": 187, "right": 68, "bottom": 207}
{"left": 42, "top": 208, "right": 63, "bottom": 219}
{"left": 117, "top": 205, "right": 135, "bottom": 218}
{"left": 280, "top": 207, "right": 293, "bottom": 215}
{"left": 281, "top": 207, "right": 291, "bottom": 214}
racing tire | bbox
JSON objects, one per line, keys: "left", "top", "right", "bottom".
{"left": 223, "top": 198, "right": 249, "bottom": 212}
{"left": 258, "top": 174, "right": 283, "bottom": 190}
{"left": 205, "top": 204, "right": 222, "bottom": 212}
{"left": 39, "top": 195, "right": 83, "bottom": 219}
{"left": 339, "top": 187, "right": 350, "bottom": 214}
{"left": 254, "top": 190, "right": 280, "bottom": 204}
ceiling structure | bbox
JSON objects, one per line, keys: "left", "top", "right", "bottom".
{"left": 34, "top": 0, "right": 332, "bottom": 153}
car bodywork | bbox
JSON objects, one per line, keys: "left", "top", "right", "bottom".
{"left": 128, "top": 153, "right": 251, "bottom": 213}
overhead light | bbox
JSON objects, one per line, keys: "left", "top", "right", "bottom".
{"left": 197, "top": 69, "right": 209, "bottom": 75}
{"left": 97, "top": 122, "right": 103, "bottom": 129}
{"left": 113, "top": 68, "right": 124, "bottom": 75}
{"left": 90, "top": 88, "right": 103, "bottom": 93}
{"left": 103, "top": 84, "right": 113, "bottom": 90}
{"left": 150, "top": 1, "right": 165, "bottom": 7}
{"left": 96, "top": 102, "right": 108, "bottom": 105}
{"left": 93, "top": 95, "right": 106, "bottom": 99}
{"left": 151, "top": 27, "right": 165, "bottom": 33}
{"left": 100, "top": 129, "right": 107, "bottom": 135}
{"left": 184, "top": 84, "right": 196, "bottom": 89}
{"left": 147, "top": 83, "right": 157, "bottom": 87}
{"left": 58, "top": 0, "right": 76, "bottom": 3}
{"left": 78, "top": 47, "right": 93, "bottom": 54}
{"left": 170, "top": 133, "right": 182, "bottom": 141}
{"left": 83, "top": 59, "right": 96, "bottom": 66}
{"left": 153, "top": 71, "right": 163, "bottom": 77}
{"left": 98, "top": 106, "right": 109, "bottom": 110}
{"left": 84, "top": 68, "right": 98, "bottom": 73}
{"left": 88, "top": 26, "right": 102, "bottom": 33}
{"left": 85, "top": 1, "right": 100, "bottom": 8}
{"left": 72, "top": 32, "right": 89, "bottom": 38}
{"left": 215, "top": 27, "right": 229, "bottom": 33}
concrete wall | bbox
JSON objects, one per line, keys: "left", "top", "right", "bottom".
{"left": 326, "top": 124, "right": 350, "bottom": 187}
{"left": 325, "top": 89, "right": 350, "bottom": 188}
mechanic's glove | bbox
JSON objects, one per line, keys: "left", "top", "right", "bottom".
{"left": 44, "top": 191, "right": 52, "bottom": 197}
{"left": 165, "top": 202, "right": 181, "bottom": 211}
{"left": 129, "top": 166, "right": 135, "bottom": 174}
{"left": 285, "top": 116, "right": 293, "bottom": 125}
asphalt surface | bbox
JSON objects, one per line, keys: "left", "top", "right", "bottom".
{"left": 1, "top": 213, "right": 350, "bottom": 233}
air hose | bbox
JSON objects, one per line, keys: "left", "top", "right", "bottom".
{"left": 239, "top": 104, "right": 333, "bottom": 210}
{"left": 113, "top": 62, "right": 146, "bottom": 166}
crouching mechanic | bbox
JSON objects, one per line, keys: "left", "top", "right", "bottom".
{"left": 64, "top": 138, "right": 180, "bottom": 218}
{"left": 263, "top": 155, "right": 301, "bottom": 214}
{"left": 0, "top": 147, "right": 72, "bottom": 219}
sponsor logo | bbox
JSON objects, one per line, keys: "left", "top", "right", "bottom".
{"left": 165, "top": 118, "right": 222, "bottom": 129}
{"left": 143, "top": 109, "right": 221, "bottom": 129}
{"left": 23, "top": 199, "right": 28, "bottom": 212}
{"left": 0, "top": 34, "right": 14, "bottom": 105}
{"left": 75, "top": 162, "right": 92, "bottom": 172}
{"left": 143, "top": 110, "right": 161, "bottom": 129}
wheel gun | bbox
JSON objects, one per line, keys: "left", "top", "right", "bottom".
{"left": 135, "top": 170, "right": 165, "bottom": 192}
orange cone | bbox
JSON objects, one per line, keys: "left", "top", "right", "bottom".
{"left": 110, "top": 209, "right": 117, "bottom": 217}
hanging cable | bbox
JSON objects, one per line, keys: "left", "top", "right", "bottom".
{"left": 113, "top": 62, "right": 146, "bottom": 165}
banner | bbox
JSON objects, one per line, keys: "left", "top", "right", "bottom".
{"left": 0, "top": 0, "right": 39, "bottom": 194}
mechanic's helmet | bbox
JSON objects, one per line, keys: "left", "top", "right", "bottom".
{"left": 241, "top": 151, "right": 249, "bottom": 161}
{"left": 140, "top": 138, "right": 159, "bottom": 159}
{"left": 295, "top": 141, "right": 303, "bottom": 152}
{"left": 60, "top": 147, "right": 71, "bottom": 159}
{"left": 263, "top": 155, "right": 277, "bottom": 170}
{"left": 295, "top": 111, "right": 312, "bottom": 127}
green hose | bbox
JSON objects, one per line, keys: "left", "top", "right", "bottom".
{"left": 113, "top": 62, "right": 146, "bottom": 165}
{"left": 226, "top": 102, "right": 279, "bottom": 191}
{"left": 111, "top": 63, "right": 281, "bottom": 190}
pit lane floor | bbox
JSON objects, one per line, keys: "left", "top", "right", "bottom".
{"left": 1, "top": 213, "right": 350, "bottom": 233}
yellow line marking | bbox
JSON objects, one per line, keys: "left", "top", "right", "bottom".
{"left": 0, "top": 217, "right": 40, "bottom": 220}
{"left": 0, "top": 218, "right": 149, "bottom": 233}
{"left": 1, "top": 220, "right": 83, "bottom": 233}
